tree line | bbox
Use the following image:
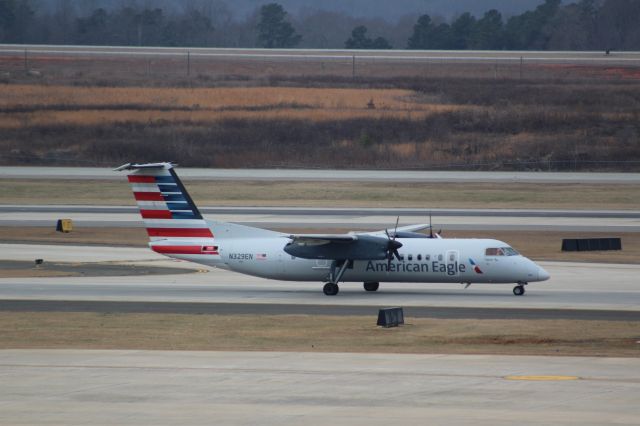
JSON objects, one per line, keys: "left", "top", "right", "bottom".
{"left": 1, "top": 0, "right": 638, "bottom": 50}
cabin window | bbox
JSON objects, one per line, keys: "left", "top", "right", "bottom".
{"left": 438, "top": 254, "right": 443, "bottom": 261}
{"left": 425, "top": 254, "right": 430, "bottom": 261}
{"left": 408, "top": 254, "right": 413, "bottom": 261}
{"left": 417, "top": 254, "right": 422, "bottom": 261}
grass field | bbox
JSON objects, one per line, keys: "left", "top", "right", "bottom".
{"left": 2, "top": 72, "right": 639, "bottom": 170}
{"left": 0, "top": 312, "right": 637, "bottom": 357}
{"left": 3, "top": 179, "right": 639, "bottom": 209}
{"left": 1, "top": 85, "right": 459, "bottom": 128}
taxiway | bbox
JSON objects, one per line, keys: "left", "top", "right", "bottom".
{"left": 3, "top": 166, "right": 640, "bottom": 183}
{"left": 2, "top": 206, "right": 639, "bottom": 232}
{"left": 1, "top": 244, "right": 638, "bottom": 312}
{"left": 1, "top": 350, "right": 638, "bottom": 425}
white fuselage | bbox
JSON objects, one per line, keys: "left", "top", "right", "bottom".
{"left": 152, "top": 222, "right": 549, "bottom": 285}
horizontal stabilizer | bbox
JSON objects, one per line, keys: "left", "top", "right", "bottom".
{"left": 114, "top": 162, "right": 176, "bottom": 171}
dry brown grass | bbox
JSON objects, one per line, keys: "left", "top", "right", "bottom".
{"left": 0, "top": 85, "right": 416, "bottom": 109}
{"left": 0, "top": 312, "right": 638, "bottom": 357}
{"left": 0, "top": 85, "right": 470, "bottom": 128}
{"left": 3, "top": 73, "right": 640, "bottom": 170}
{"left": 1, "top": 108, "right": 442, "bottom": 128}
{"left": 3, "top": 179, "right": 640, "bottom": 210}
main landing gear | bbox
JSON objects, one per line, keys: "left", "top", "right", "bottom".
{"left": 364, "top": 281, "right": 379, "bottom": 292}
{"left": 513, "top": 283, "right": 527, "bottom": 296}
{"left": 322, "top": 260, "right": 350, "bottom": 296}
{"left": 323, "top": 282, "right": 339, "bottom": 296}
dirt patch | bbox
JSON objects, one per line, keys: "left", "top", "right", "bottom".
{"left": 0, "top": 260, "right": 198, "bottom": 278}
{"left": 0, "top": 312, "right": 637, "bottom": 357}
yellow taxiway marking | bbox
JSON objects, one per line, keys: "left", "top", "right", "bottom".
{"left": 505, "top": 375, "right": 580, "bottom": 381}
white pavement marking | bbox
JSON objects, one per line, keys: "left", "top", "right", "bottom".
{"left": 1, "top": 244, "right": 639, "bottom": 311}
{"left": 0, "top": 350, "right": 638, "bottom": 426}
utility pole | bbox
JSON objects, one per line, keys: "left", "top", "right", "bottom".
{"left": 187, "top": 51, "right": 191, "bottom": 77}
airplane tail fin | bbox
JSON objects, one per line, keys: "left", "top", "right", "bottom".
{"left": 115, "top": 162, "right": 217, "bottom": 256}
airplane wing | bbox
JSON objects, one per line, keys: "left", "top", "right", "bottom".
{"left": 287, "top": 234, "right": 357, "bottom": 245}
{"left": 284, "top": 233, "right": 399, "bottom": 260}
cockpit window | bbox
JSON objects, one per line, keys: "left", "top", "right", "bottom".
{"left": 485, "top": 247, "right": 519, "bottom": 256}
{"left": 502, "top": 247, "right": 519, "bottom": 256}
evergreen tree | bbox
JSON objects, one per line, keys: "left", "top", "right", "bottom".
{"left": 345, "top": 25, "right": 391, "bottom": 49}
{"left": 407, "top": 14, "right": 433, "bottom": 49}
{"left": 450, "top": 12, "right": 476, "bottom": 49}
{"left": 256, "top": 3, "right": 301, "bottom": 48}
{"left": 0, "top": 0, "right": 35, "bottom": 43}
{"left": 407, "top": 14, "right": 451, "bottom": 49}
{"left": 75, "top": 8, "right": 110, "bottom": 45}
{"left": 504, "top": 0, "right": 561, "bottom": 50}
{"left": 471, "top": 9, "right": 504, "bottom": 50}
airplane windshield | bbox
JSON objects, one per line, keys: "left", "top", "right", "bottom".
{"left": 502, "top": 247, "right": 519, "bottom": 256}
{"left": 485, "top": 247, "right": 519, "bottom": 256}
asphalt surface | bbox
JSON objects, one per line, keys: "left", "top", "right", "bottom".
{"left": 1, "top": 244, "right": 639, "bottom": 313}
{"left": 2, "top": 350, "right": 638, "bottom": 425}
{"left": 3, "top": 166, "right": 640, "bottom": 183}
{"left": 6, "top": 205, "right": 640, "bottom": 232}
{"left": 1, "top": 300, "right": 637, "bottom": 321}
{"left": 4, "top": 205, "right": 640, "bottom": 218}
{"left": 2, "top": 209, "right": 638, "bottom": 231}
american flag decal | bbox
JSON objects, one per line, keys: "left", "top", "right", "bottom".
{"left": 256, "top": 253, "right": 267, "bottom": 260}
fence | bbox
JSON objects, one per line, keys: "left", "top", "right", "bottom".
{"left": 2, "top": 46, "right": 640, "bottom": 83}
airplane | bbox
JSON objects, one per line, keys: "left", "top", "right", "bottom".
{"left": 115, "top": 162, "right": 550, "bottom": 296}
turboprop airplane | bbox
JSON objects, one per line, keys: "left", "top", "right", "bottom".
{"left": 116, "top": 162, "right": 550, "bottom": 296}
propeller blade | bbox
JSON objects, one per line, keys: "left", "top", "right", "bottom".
{"left": 429, "top": 211, "right": 434, "bottom": 238}
{"left": 393, "top": 249, "right": 402, "bottom": 261}
{"left": 392, "top": 216, "right": 399, "bottom": 241}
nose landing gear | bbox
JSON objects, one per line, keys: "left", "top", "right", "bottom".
{"left": 513, "top": 283, "right": 527, "bottom": 296}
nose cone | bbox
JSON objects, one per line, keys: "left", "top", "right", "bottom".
{"left": 537, "top": 266, "right": 550, "bottom": 281}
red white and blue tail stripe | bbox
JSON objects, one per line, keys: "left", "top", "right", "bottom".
{"left": 115, "top": 162, "right": 218, "bottom": 258}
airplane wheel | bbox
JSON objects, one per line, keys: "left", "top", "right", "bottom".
{"left": 513, "top": 285, "right": 525, "bottom": 296}
{"left": 363, "top": 281, "right": 379, "bottom": 292}
{"left": 323, "top": 282, "right": 339, "bottom": 296}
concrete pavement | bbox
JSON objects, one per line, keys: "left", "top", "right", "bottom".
{"left": 0, "top": 350, "right": 638, "bottom": 425}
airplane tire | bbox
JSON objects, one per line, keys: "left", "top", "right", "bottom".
{"left": 363, "top": 282, "right": 379, "bottom": 292}
{"left": 513, "top": 285, "right": 525, "bottom": 296}
{"left": 323, "top": 282, "right": 339, "bottom": 296}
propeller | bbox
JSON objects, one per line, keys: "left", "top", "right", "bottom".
{"left": 385, "top": 216, "right": 403, "bottom": 270}
{"left": 429, "top": 211, "right": 434, "bottom": 238}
